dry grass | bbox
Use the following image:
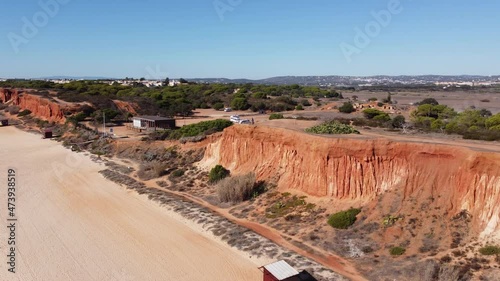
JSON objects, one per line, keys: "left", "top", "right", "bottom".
{"left": 153, "top": 162, "right": 168, "bottom": 177}
{"left": 217, "top": 173, "right": 256, "bottom": 203}
{"left": 8, "top": 105, "right": 20, "bottom": 114}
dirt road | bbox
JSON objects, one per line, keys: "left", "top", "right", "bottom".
{"left": 0, "top": 127, "right": 262, "bottom": 281}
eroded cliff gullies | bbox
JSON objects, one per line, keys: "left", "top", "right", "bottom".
{"left": 202, "top": 126, "right": 500, "bottom": 239}
{"left": 1, "top": 88, "right": 66, "bottom": 123}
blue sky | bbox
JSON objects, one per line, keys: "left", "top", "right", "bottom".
{"left": 0, "top": 0, "right": 499, "bottom": 79}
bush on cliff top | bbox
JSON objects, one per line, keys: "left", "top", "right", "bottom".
{"left": 172, "top": 119, "right": 233, "bottom": 139}
{"left": 306, "top": 121, "right": 360, "bottom": 135}
{"left": 338, "top": 102, "right": 355, "bottom": 113}
{"left": 269, "top": 113, "right": 284, "bottom": 120}
{"left": 327, "top": 208, "right": 361, "bottom": 229}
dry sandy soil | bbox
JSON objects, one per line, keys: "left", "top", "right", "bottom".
{"left": 0, "top": 127, "right": 264, "bottom": 281}
{"left": 341, "top": 90, "right": 500, "bottom": 114}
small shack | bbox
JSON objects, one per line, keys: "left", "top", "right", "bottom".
{"left": 131, "top": 116, "right": 176, "bottom": 131}
{"left": 260, "top": 261, "right": 318, "bottom": 281}
{"left": 260, "top": 260, "right": 299, "bottom": 281}
{"left": 0, "top": 117, "right": 8, "bottom": 126}
{"left": 43, "top": 128, "right": 53, "bottom": 139}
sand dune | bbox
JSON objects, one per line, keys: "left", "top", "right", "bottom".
{"left": 0, "top": 127, "right": 262, "bottom": 281}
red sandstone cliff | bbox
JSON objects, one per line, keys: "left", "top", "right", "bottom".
{"left": 1, "top": 88, "right": 66, "bottom": 123}
{"left": 201, "top": 126, "right": 500, "bottom": 239}
{"left": 113, "top": 100, "right": 139, "bottom": 115}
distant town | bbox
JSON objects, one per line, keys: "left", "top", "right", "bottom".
{"left": 1, "top": 75, "right": 500, "bottom": 88}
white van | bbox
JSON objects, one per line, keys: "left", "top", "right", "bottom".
{"left": 230, "top": 115, "right": 240, "bottom": 123}
{"left": 239, "top": 119, "right": 251, "bottom": 125}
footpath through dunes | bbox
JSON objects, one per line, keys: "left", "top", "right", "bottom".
{"left": 201, "top": 125, "right": 500, "bottom": 240}
{"left": 0, "top": 127, "right": 262, "bottom": 281}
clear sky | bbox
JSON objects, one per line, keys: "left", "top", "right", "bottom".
{"left": 0, "top": 0, "right": 499, "bottom": 79}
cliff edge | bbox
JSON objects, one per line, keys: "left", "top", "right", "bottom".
{"left": 201, "top": 125, "right": 500, "bottom": 240}
{"left": 1, "top": 88, "right": 66, "bottom": 123}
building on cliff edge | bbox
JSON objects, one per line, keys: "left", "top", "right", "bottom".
{"left": 130, "top": 116, "right": 176, "bottom": 131}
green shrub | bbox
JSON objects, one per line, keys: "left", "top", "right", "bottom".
{"left": 390, "top": 247, "right": 406, "bottom": 256}
{"left": 327, "top": 208, "right": 361, "bottom": 229}
{"left": 430, "top": 119, "right": 445, "bottom": 130}
{"left": 209, "top": 165, "right": 230, "bottom": 184}
{"left": 339, "top": 102, "right": 355, "bottom": 113}
{"left": 462, "top": 129, "right": 500, "bottom": 141}
{"left": 92, "top": 108, "right": 120, "bottom": 123}
{"left": 230, "top": 97, "right": 250, "bottom": 110}
{"left": 415, "top": 98, "right": 439, "bottom": 106}
{"left": 368, "top": 97, "right": 378, "bottom": 101}
{"left": 276, "top": 96, "right": 297, "bottom": 106}
{"left": 17, "top": 109, "right": 32, "bottom": 117}
{"left": 66, "top": 112, "right": 87, "bottom": 126}
{"left": 373, "top": 113, "right": 391, "bottom": 122}
{"left": 382, "top": 215, "right": 401, "bottom": 226}
{"left": 175, "top": 119, "right": 232, "bottom": 139}
{"left": 382, "top": 93, "right": 392, "bottom": 104}
{"left": 269, "top": 113, "right": 284, "bottom": 120}
{"left": 212, "top": 102, "right": 224, "bottom": 111}
{"left": 479, "top": 245, "right": 500, "bottom": 256}
{"left": 295, "top": 104, "right": 304, "bottom": 110}
{"left": 363, "top": 108, "right": 385, "bottom": 119}
{"left": 306, "top": 121, "right": 360, "bottom": 135}
{"left": 486, "top": 113, "right": 500, "bottom": 129}
{"left": 301, "top": 99, "right": 312, "bottom": 106}
{"left": 270, "top": 103, "right": 294, "bottom": 112}
{"left": 391, "top": 115, "right": 406, "bottom": 128}
{"left": 252, "top": 92, "right": 267, "bottom": 99}
{"left": 171, "top": 169, "right": 185, "bottom": 178}
{"left": 217, "top": 173, "right": 256, "bottom": 203}
{"left": 490, "top": 125, "right": 500, "bottom": 131}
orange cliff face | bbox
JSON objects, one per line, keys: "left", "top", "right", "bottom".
{"left": 1, "top": 88, "right": 66, "bottom": 123}
{"left": 113, "top": 100, "right": 139, "bottom": 115}
{"left": 201, "top": 125, "right": 500, "bottom": 239}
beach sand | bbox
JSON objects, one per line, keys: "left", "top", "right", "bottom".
{"left": 0, "top": 127, "right": 263, "bottom": 281}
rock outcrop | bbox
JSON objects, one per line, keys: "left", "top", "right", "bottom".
{"left": 113, "top": 100, "right": 139, "bottom": 115}
{"left": 202, "top": 126, "right": 500, "bottom": 239}
{"left": 1, "top": 88, "right": 66, "bottom": 123}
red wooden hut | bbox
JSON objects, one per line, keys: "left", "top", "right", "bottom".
{"left": 259, "top": 261, "right": 318, "bottom": 281}
{"left": 43, "top": 128, "right": 53, "bottom": 139}
{"left": 0, "top": 117, "right": 8, "bottom": 126}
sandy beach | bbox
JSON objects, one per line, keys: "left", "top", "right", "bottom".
{"left": 0, "top": 127, "right": 263, "bottom": 281}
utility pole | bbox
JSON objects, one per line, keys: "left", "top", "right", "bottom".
{"left": 103, "top": 112, "right": 106, "bottom": 137}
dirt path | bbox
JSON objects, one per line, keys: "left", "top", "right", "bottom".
{"left": 145, "top": 180, "right": 366, "bottom": 281}
{"left": 0, "top": 127, "right": 262, "bottom": 281}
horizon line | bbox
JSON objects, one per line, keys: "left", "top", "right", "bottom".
{"left": 1, "top": 74, "right": 500, "bottom": 81}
